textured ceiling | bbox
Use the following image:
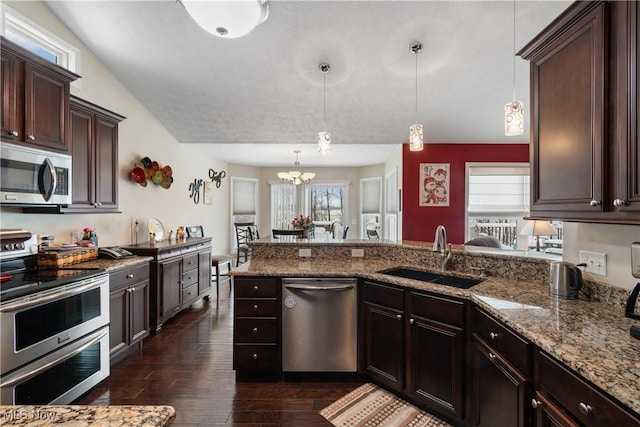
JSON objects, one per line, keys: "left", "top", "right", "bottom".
{"left": 44, "top": 0, "right": 565, "bottom": 167}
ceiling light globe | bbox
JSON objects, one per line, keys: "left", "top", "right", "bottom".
{"left": 409, "top": 124, "right": 424, "bottom": 151}
{"left": 318, "top": 131, "right": 331, "bottom": 156}
{"left": 181, "top": 0, "right": 269, "bottom": 39}
{"left": 505, "top": 100, "right": 524, "bottom": 136}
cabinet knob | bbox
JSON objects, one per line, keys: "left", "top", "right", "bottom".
{"left": 253, "top": 305, "right": 259, "bottom": 311}
{"left": 252, "top": 353, "right": 258, "bottom": 360}
{"left": 130, "top": 287, "right": 136, "bottom": 292}
{"left": 409, "top": 318, "right": 414, "bottom": 325}
{"left": 396, "top": 314, "right": 402, "bottom": 321}
{"left": 579, "top": 402, "right": 593, "bottom": 415}
{"left": 490, "top": 332, "right": 500, "bottom": 340}
{"left": 613, "top": 198, "right": 627, "bottom": 208}
{"left": 253, "top": 327, "right": 258, "bottom": 334}
{"left": 27, "top": 135, "right": 35, "bottom": 141}
{"left": 531, "top": 399, "right": 542, "bottom": 409}
{"left": 589, "top": 200, "right": 601, "bottom": 207}
{"left": 9, "top": 130, "right": 18, "bottom": 137}
{"left": 126, "top": 274, "right": 134, "bottom": 279}
{"left": 253, "top": 285, "right": 259, "bottom": 292}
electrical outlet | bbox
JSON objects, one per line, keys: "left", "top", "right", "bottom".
{"left": 298, "top": 248, "right": 311, "bottom": 257}
{"left": 579, "top": 250, "right": 607, "bottom": 276}
{"left": 351, "top": 248, "right": 364, "bottom": 258}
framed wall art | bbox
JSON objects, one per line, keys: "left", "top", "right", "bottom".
{"left": 419, "top": 163, "right": 450, "bottom": 207}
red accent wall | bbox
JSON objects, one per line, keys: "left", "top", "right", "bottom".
{"left": 402, "top": 143, "right": 529, "bottom": 243}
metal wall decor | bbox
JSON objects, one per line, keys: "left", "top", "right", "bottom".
{"left": 188, "top": 169, "right": 226, "bottom": 205}
{"left": 128, "top": 156, "right": 173, "bottom": 189}
{"left": 209, "top": 169, "right": 226, "bottom": 188}
{"left": 188, "top": 179, "right": 203, "bottom": 204}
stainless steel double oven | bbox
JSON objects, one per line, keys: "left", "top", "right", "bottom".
{"left": 0, "top": 231, "right": 110, "bottom": 405}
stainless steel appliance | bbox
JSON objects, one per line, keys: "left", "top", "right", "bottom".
{"left": 282, "top": 278, "right": 357, "bottom": 372}
{"left": 549, "top": 261, "right": 583, "bottom": 299}
{"left": 0, "top": 142, "right": 71, "bottom": 206}
{"left": 0, "top": 230, "right": 109, "bottom": 405}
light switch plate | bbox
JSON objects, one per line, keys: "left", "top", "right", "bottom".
{"left": 298, "top": 248, "right": 311, "bottom": 257}
{"left": 579, "top": 250, "right": 607, "bottom": 276}
{"left": 632, "top": 242, "right": 640, "bottom": 278}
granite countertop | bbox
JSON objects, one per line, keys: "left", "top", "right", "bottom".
{"left": 76, "top": 256, "right": 153, "bottom": 273}
{"left": 0, "top": 405, "right": 175, "bottom": 426}
{"left": 232, "top": 257, "right": 640, "bottom": 417}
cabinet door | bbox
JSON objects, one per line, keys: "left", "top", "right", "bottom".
{"left": 198, "top": 250, "right": 212, "bottom": 297}
{"left": 1, "top": 50, "right": 21, "bottom": 140}
{"left": 528, "top": 4, "right": 606, "bottom": 215}
{"left": 109, "top": 287, "right": 129, "bottom": 358}
{"left": 94, "top": 114, "right": 118, "bottom": 209}
{"left": 129, "top": 280, "right": 150, "bottom": 345}
{"left": 533, "top": 392, "right": 581, "bottom": 427}
{"left": 23, "top": 62, "right": 69, "bottom": 152}
{"left": 363, "top": 301, "right": 404, "bottom": 392}
{"left": 160, "top": 258, "right": 182, "bottom": 317}
{"left": 69, "top": 103, "right": 95, "bottom": 208}
{"left": 409, "top": 315, "right": 464, "bottom": 421}
{"left": 473, "top": 338, "right": 529, "bottom": 427}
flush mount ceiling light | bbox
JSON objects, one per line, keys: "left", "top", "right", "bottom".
{"left": 179, "top": 0, "right": 269, "bottom": 39}
{"left": 505, "top": 0, "right": 524, "bottom": 136}
{"left": 409, "top": 41, "right": 424, "bottom": 152}
{"left": 277, "top": 150, "right": 315, "bottom": 185}
{"left": 318, "top": 63, "right": 331, "bottom": 156}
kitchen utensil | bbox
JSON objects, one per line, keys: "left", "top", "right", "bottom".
{"left": 549, "top": 261, "right": 583, "bottom": 299}
{"left": 148, "top": 218, "right": 164, "bottom": 241}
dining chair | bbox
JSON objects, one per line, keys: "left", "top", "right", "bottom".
{"left": 342, "top": 226, "right": 350, "bottom": 239}
{"left": 272, "top": 229, "right": 304, "bottom": 238}
{"left": 366, "top": 229, "right": 379, "bottom": 239}
{"left": 234, "top": 222, "right": 255, "bottom": 267}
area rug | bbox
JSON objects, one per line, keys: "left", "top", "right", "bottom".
{"left": 320, "top": 383, "right": 453, "bottom": 427}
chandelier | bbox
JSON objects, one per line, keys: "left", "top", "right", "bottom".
{"left": 179, "top": 0, "right": 269, "bottom": 39}
{"left": 277, "top": 150, "right": 315, "bottom": 185}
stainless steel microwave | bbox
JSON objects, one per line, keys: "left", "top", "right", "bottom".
{"left": 0, "top": 142, "right": 72, "bottom": 206}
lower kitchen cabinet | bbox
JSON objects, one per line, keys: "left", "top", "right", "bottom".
{"left": 109, "top": 262, "right": 150, "bottom": 364}
{"left": 123, "top": 237, "right": 212, "bottom": 332}
{"left": 472, "top": 306, "right": 532, "bottom": 427}
{"left": 233, "top": 276, "right": 281, "bottom": 375}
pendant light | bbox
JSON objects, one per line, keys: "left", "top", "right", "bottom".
{"left": 179, "top": 0, "right": 269, "bottom": 39}
{"left": 505, "top": 0, "right": 524, "bottom": 136}
{"left": 277, "top": 150, "right": 315, "bottom": 185}
{"left": 409, "top": 41, "right": 424, "bottom": 151}
{"left": 318, "top": 63, "right": 331, "bottom": 156}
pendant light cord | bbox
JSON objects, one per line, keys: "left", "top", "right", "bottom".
{"left": 323, "top": 71, "right": 326, "bottom": 132}
{"left": 512, "top": 0, "right": 516, "bottom": 103}
{"left": 415, "top": 50, "right": 419, "bottom": 124}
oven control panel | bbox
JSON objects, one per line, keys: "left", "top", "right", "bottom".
{"left": 0, "top": 234, "right": 38, "bottom": 260}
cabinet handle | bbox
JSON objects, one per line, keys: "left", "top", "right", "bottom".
{"left": 253, "top": 305, "right": 259, "bottom": 311}
{"left": 9, "top": 130, "right": 18, "bottom": 137}
{"left": 130, "top": 287, "right": 136, "bottom": 292}
{"left": 252, "top": 353, "right": 258, "bottom": 360}
{"left": 253, "top": 327, "right": 258, "bottom": 334}
{"left": 27, "top": 135, "right": 35, "bottom": 141}
{"left": 531, "top": 399, "right": 542, "bottom": 409}
{"left": 589, "top": 200, "right": 601, "bottom": 207}
{"left": 409, "top": 318, "right": 414, "bottom": 325}
{"left": 490, "top": 332, "right": 500, "bottom": 340}
{"left": 488, "top": 352, "right": 497, "bottom": 360}
{"left": 579, "top": 402, "right": 593, "bottom": 415}
{"left": 126, "top": 274, "right": 134, "bottom": 279}
{"left": 613, "top": 199, "right": 627, "bottom": 208}
{"left": 396, "top": 314, "right": 402, "bottom": 321}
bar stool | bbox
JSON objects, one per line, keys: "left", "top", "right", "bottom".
{"left": 211, "top": 254, "right": 232, "bottom": 295}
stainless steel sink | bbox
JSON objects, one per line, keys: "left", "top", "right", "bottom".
{"left": 379, "top": 268, "right": 483, "bottom": 289}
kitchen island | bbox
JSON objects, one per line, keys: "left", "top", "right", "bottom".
{"left": 0, "top": 405, "right": 175, "bottom": 426}
{"left": 233, "top": 238, "right": 640, "bottom": 423}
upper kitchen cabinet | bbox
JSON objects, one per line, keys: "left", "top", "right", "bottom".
{"left": 1, "top": 37, "right": 79, "bottom": 153}
{"left": 65, "top": 96, "right": 125, "bottom": 213}
{"left": 519, "top": 1, "right": 640, "bottom": 224}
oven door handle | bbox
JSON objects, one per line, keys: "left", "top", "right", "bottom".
{"left": 0, "top": 278, "right": 105, "bottom": 313}
{"left": 0, "top": 327, "right": 108, "bottom": 388}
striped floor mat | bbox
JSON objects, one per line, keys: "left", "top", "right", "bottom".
{"left": 320, "top": 383, "right": 453, "bottom": 427}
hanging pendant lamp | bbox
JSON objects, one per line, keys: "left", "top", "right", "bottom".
{"left": 505, "top": 0, "right": 524, "bottom": 136}
{"left": 409, "top": 41, "right": 424, "bottom": 151}
{"left": 318, "top": 63, "right": 331, "bottom": 156}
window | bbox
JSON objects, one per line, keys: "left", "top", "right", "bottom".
{"left": 270, "top": 182, "right": 298, "bottom": 230}
{"left": 2, "top": 5, "right": 81, "bottom": 85}
{"left": 307, "top": 182, "right": 349, "bottom": 239}
{"left": 361, "top": 177, "right": 382, "bottom": 239}
{"left": 231, "top": 177, "right": 258, "bottom": 248}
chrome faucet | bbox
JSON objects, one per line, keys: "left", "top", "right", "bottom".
{"left": 433, "top": 225, "right": 452, "bottom": 271}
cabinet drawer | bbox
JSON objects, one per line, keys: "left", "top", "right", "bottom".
{"left": 410, "top": 291, "right": 464, "bottom": 327}
{"left": 473, "top": 307, "right": 531, "bottom": 375}
{"left": 182, "top": 283, "right": 198, "bottom": 303}
{"left": 363, "top": 281, "right": 404, "bottom": 310}
{"left": 182, "top": 253, "right": 198, "bottom": 272}
{"left": 234, "top": 278, "right": 278, "bottom": 298}
{"left": 234, "top": 318, "right": 278, "bottom": 342}
{"left": 110, "top": 263, "right": 149, "bottom": 291}
{"left": 156, "top": 247, "right": 182, "bottom": 260}
{"left": 182, "top": 269, "right": 198, "bottom": 288}
{"left": 233, "top": 344, "right": 278, "bottom": 371}
{"left": 235, "top": 299, "right": 278, "bottom": 317}
{"left": 538, "top": 351, "right": 639, "bottom": 427}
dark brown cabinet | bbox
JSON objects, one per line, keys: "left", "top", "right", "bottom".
{"left": 123, "top": 238, "right": 212, "bottom": 332}
{"left": 233, "top": 277, "right": 280, "bottom": 374}
{"left": 472, "top": 307, "right": 532, "bottom": 427}
{"left": 0, "top": 37, "right": 79, "bottom": 152}
{"left": 65, "top": 96, "right": 124, "bottom": 212}
{"left": 109, "top": 262, "right": 150, "bottom": 364}
{"left": 519, "top": 1, "right": 640, "bottom": 223}
{"left": 362, "top": 281, "right": 467, "bottom": 425}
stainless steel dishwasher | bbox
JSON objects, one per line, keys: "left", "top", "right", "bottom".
{"left": 282, "top": 278, "right": 357, "bottom": 372}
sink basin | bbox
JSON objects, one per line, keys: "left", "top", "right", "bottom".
{"left": 379, "top": 268, "right": 483, "bottom": 289}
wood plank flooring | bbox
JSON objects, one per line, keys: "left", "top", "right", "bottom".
{"left": 75, "top": 283, "right": 364, "bottom": 426}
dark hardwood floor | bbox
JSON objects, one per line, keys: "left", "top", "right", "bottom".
{"left": 75, "top": 281, "right": 364, "bottom": 426}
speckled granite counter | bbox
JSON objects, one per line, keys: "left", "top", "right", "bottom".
{"left": 75, "top": 255, "right": 153, "bottom": 272}
{"left": 233, "top": 241, "right": 640, "bottom": 417}
{"left": 0, "top": 405, "right": 175, "bottom": 426}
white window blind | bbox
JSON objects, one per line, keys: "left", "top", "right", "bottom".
{"left": 271, "top": 182, "right": 297, "bottom": 229}
{"left": 232, "top": 179, "right": 257, "bottom": 214}
{"left": 361, "top": 178, "right": 381, "bottom": 213}
{"left": 468, "top": 166, "right": 529, "bottom": 213}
